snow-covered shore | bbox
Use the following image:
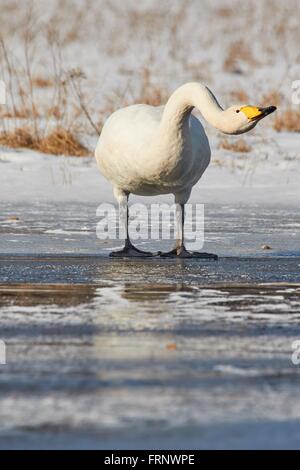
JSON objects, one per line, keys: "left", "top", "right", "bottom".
{"left": 1, "top": 0, "right": 299, "bottom": 208}
{"left": 1, "top": 130, "right": 299, "bottom": 206}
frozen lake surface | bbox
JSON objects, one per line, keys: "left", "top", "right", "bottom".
{"left": 1, "top": 201, "right": 299, "bottom": 258}
{"left": 0, "top": 202, "right": 299, "bottom": 449}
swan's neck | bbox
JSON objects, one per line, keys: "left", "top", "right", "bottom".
{"left": 161, "top": 82, "right": 225, "bottom": 132}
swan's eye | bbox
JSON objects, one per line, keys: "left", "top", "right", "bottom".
{"left": 236, "top": 109, "right": 240, "bottom": 113}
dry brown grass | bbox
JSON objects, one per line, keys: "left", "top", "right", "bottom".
{"left": 32, "top": 76, "right": 53, "bottom": 88}
{"left": 273, "top": 109, "right": 300, "bottom": 132}
{"left": 135, "top": 86, "right": 166, "bottom": 107}
{"left": 133, "top": 68, "right": 168, "bottom": 106}
{"left": 260, "top": 90, "right": 282, "bottom": 107}
{"left": 40, "top": 128, "right": 89, "bottom": 156}
{"left": 1, "top": 0, "right": 296, "bottom": 157}
{"left": 185, "top": 60, "right": 211, "bottom": 82}
{"left": 127, "top": 8, "right": 166, "bottom": 34}
{"left": 230, "top": 89, "right": 249, "bottom": 103}
{"left": 214, "top": 6, "right": 234, "bottom": 18}
{"left": 0, "top": 127, "right": 89, "bottom": 156}
{"left": 0, "top": 28, "right": 99, "bottom": 154}
{"left": 224, "top": 40, "right": 258, "bottom": 73}
{"left": 0, "top": 105, "right": 40, "bottom": 119}
{"left": 0, "top": 128, "right": 35, "bottom": 149}
{"left": 46, "top": 106, "right": 63, "bottom": 120}
{"left": 219, "top": 137, "right": 252, "bottom": 153}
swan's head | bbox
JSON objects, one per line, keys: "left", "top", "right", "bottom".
{"left": 221, "top": 104, "right": 277, "bottom": 135}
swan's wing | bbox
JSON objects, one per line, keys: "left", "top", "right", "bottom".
{"left": 101, "top": 104, "right": 164, "bottom": 147}
{"left": 186, "top": 114, "right": 211, "bottom": 187}
{"left": 95, "top": 104, "right": 165, "bottom": 183}
{"left": 189, "top": 114, "right": 211, "bottom": 159}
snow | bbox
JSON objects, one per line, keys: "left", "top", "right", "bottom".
{"left": 1, "top": 129, "right": 299, "bottom": 207}
{"left": 0, "top": 0, "right": 299, "bottom": 208}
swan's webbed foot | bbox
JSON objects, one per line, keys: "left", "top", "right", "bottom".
{"left": 159, "top": 246, "right": 218, "bottom": 260}
{"left": 109, "top": 242, "right": 154, "bottom": 258}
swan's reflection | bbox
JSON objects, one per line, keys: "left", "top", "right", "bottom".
{"left": 91, "top": 282, "right": 194, "bottom": 362}
{"left": 92, "top": 258, "right": 207, "bottom": 286}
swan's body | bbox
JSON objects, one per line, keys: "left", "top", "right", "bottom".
{"left": 95, "top": 82, "right": 276, "bottom": 258}
{"left": 96, "top": 101, "right": 210, "bottom": 202}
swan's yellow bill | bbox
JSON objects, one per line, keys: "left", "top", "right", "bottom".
{"left": 240, "top": 106, "right": 262, "bottom": 120}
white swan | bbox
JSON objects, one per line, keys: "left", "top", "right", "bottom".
{"left": 95, "top": 82, "right": 276, "bottom": 258}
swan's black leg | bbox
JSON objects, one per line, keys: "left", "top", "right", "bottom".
{"left": 110, "top": 239, "right": 154, "bottom": 258}
{"left": 160, "top": 246, "right": 218, "bottom": 260}
{"left": 109, "top": 191, "right": 155, "bottom": 258}
{"left": 159, "top": 203, "right": 218, "bottom": 260}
